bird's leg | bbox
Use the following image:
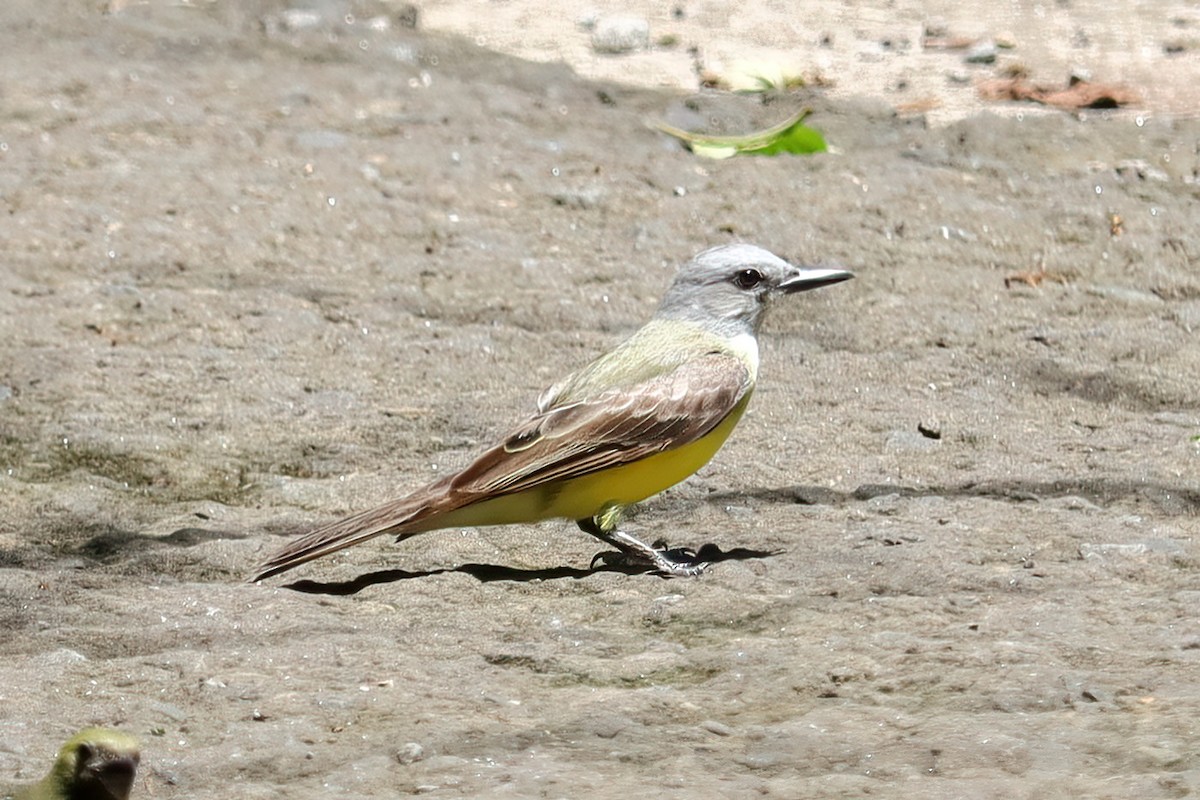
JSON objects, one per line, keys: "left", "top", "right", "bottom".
{"left": 576, "top": 506, "right": 707, "bottom": 577}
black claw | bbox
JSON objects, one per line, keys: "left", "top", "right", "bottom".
{"left": 588, "top": 549, "right": 659, "bottom": 572}
{"left": 589, "top": 550, "right": 619, "bottom": 570}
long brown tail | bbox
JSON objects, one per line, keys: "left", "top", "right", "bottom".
{"left": 250, "top": 475, "right": 456, "bottom": 582}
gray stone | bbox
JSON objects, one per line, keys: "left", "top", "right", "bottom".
{"left": 591, "top": 15, "right": 650, "bottom": 54}
{"left": 1085, "top": 284, "right": 1165, "bottom": 306}
{"left": 965, "top": 38, "right": 997, "bottom": 63}
{"left": 885, "top": 429, "right": 940, "bottom": 453}
{"left": 395, "top": 742, "right": 425, "bottom": 765}
{"left": 701, "top": 719, "right": 734, "bottom": 737}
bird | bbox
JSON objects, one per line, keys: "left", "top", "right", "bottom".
{"left": 252, "top": 244, "right": 852, "bottom": 581}
{"left": 13, "top": 727, "right": 140, "bottom": 800}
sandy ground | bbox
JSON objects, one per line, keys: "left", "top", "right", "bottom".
{"left": 1, "top": 0, "right": 1199, "bottom": 797}
{"left": 422, "top": 0, "right": 1200, "bottom": 125}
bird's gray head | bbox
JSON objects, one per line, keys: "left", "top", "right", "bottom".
{"left": 656, "top": 244, "right": 852, "bottom": 336}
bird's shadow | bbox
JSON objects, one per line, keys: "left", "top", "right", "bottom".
{"left": 281, "top": 543, "right": 778, "bottom": 596}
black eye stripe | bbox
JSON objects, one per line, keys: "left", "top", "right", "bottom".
{"left": 733, "top": 269, "right": 764, "bottom": 289}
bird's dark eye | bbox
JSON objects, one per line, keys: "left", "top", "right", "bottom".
{"left": 732, "top": 269, "right": 764, "bottom": 290}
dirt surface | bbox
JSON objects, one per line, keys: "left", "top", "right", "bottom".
{"left": 422, "top": 0, "right": 1200, "bottom": 125}
{"left": 2, "top": 1, "right": 1199, "bottom": 798}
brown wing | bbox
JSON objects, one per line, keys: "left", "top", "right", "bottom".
{"left": 252, "top": 353, "right": 750, "bottom": 581}
{"left": 448, "top": 352, "right": 751, "bottom": 498}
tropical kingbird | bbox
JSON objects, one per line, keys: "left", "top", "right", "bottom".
{"left": 15, "top": 727, "right": 140, "bottom": 800}
{"left": 253, "top": 244, "right": 851, "bottom": 581}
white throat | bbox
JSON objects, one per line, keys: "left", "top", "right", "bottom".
{"left": 726, "top": 331, "right": 760, "bottom": 378}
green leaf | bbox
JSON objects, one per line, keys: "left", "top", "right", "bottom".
{"left": 651, "top": 109, "right": 828, "bottom": 159}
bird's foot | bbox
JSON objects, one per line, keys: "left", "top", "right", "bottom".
{"left": 649, "top": 546, "right": 709, "bottom": 577}
{"left": 577, "top": 516, "right": 708, "bottom": 577}
{"left": 589, "top": 543, "right": 708, "bottom": 577}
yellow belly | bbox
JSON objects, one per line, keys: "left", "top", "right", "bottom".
{"left": 433, "top": 394, "right": 751, "bottom": 529}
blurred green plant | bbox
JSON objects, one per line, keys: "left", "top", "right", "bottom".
{"left": 651, "top": 109, "right": 827, "bottom": 159}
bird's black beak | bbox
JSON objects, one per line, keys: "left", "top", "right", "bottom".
{"left": 779, "top": 267, "right": 854, "bottom": 293}
{"left": 95, "top": 755, "right": 139, "bottom": 800}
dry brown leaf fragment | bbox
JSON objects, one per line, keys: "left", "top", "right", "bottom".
{"left": 1004, "top": 265, "right": 1073, "bottom": 288}
{"left": 895, "top": 97, "right": 942, "bottom": 115}
{"left": 922, "top": 35, "right": 977, "bottom": 50}
{"left": 979, "top": 76, "right": 1141, "bottom": 110}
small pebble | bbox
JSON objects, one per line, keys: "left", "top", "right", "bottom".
{"left": 1068, "top": 65, "right": 1092, "bottom": 83}
{"left": 278, "top": 9, "right": 321, "bottom": 32}
{"left": 866, "top": 493, "right": 902, "bottom": 516}
{"left": 917, "top": 419, "right": 942, "bottom": 439}
{"left": 885, "top": 429, "right": 939, "bottom": 453}
{"left": 585, "top": 713, "right": 630, "bottom": 740}
{"left": 736, "top": 751, "right": 781, "bottom": 770}
{"left": 394, "top": 3, "right": 419, "bottom": 29}
{"left": 1114, "top": 159, "right": 1170, "bottom": 181}
{"left": 576, "top": 9, "right": 598, "bottom": 31}
{"left": 1085, "top": 285, "right": 1164, "bottom": 306}
{"left": 965, "top": 39, "right": 997, "bottom": 64}
{"left": 149, "top": 700, "right": 188, "bottom": 723}
{"left": 701, "top": 720, "right": 734, "bottom": 737}
{"left": 591, "top": 15, "right": 650, "bottom": 54}
{"left": 395, "top": 742, "right": 425, "bottom": 765}
{"left": 923, "top": 18, "right": 949, "bottom": 38}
